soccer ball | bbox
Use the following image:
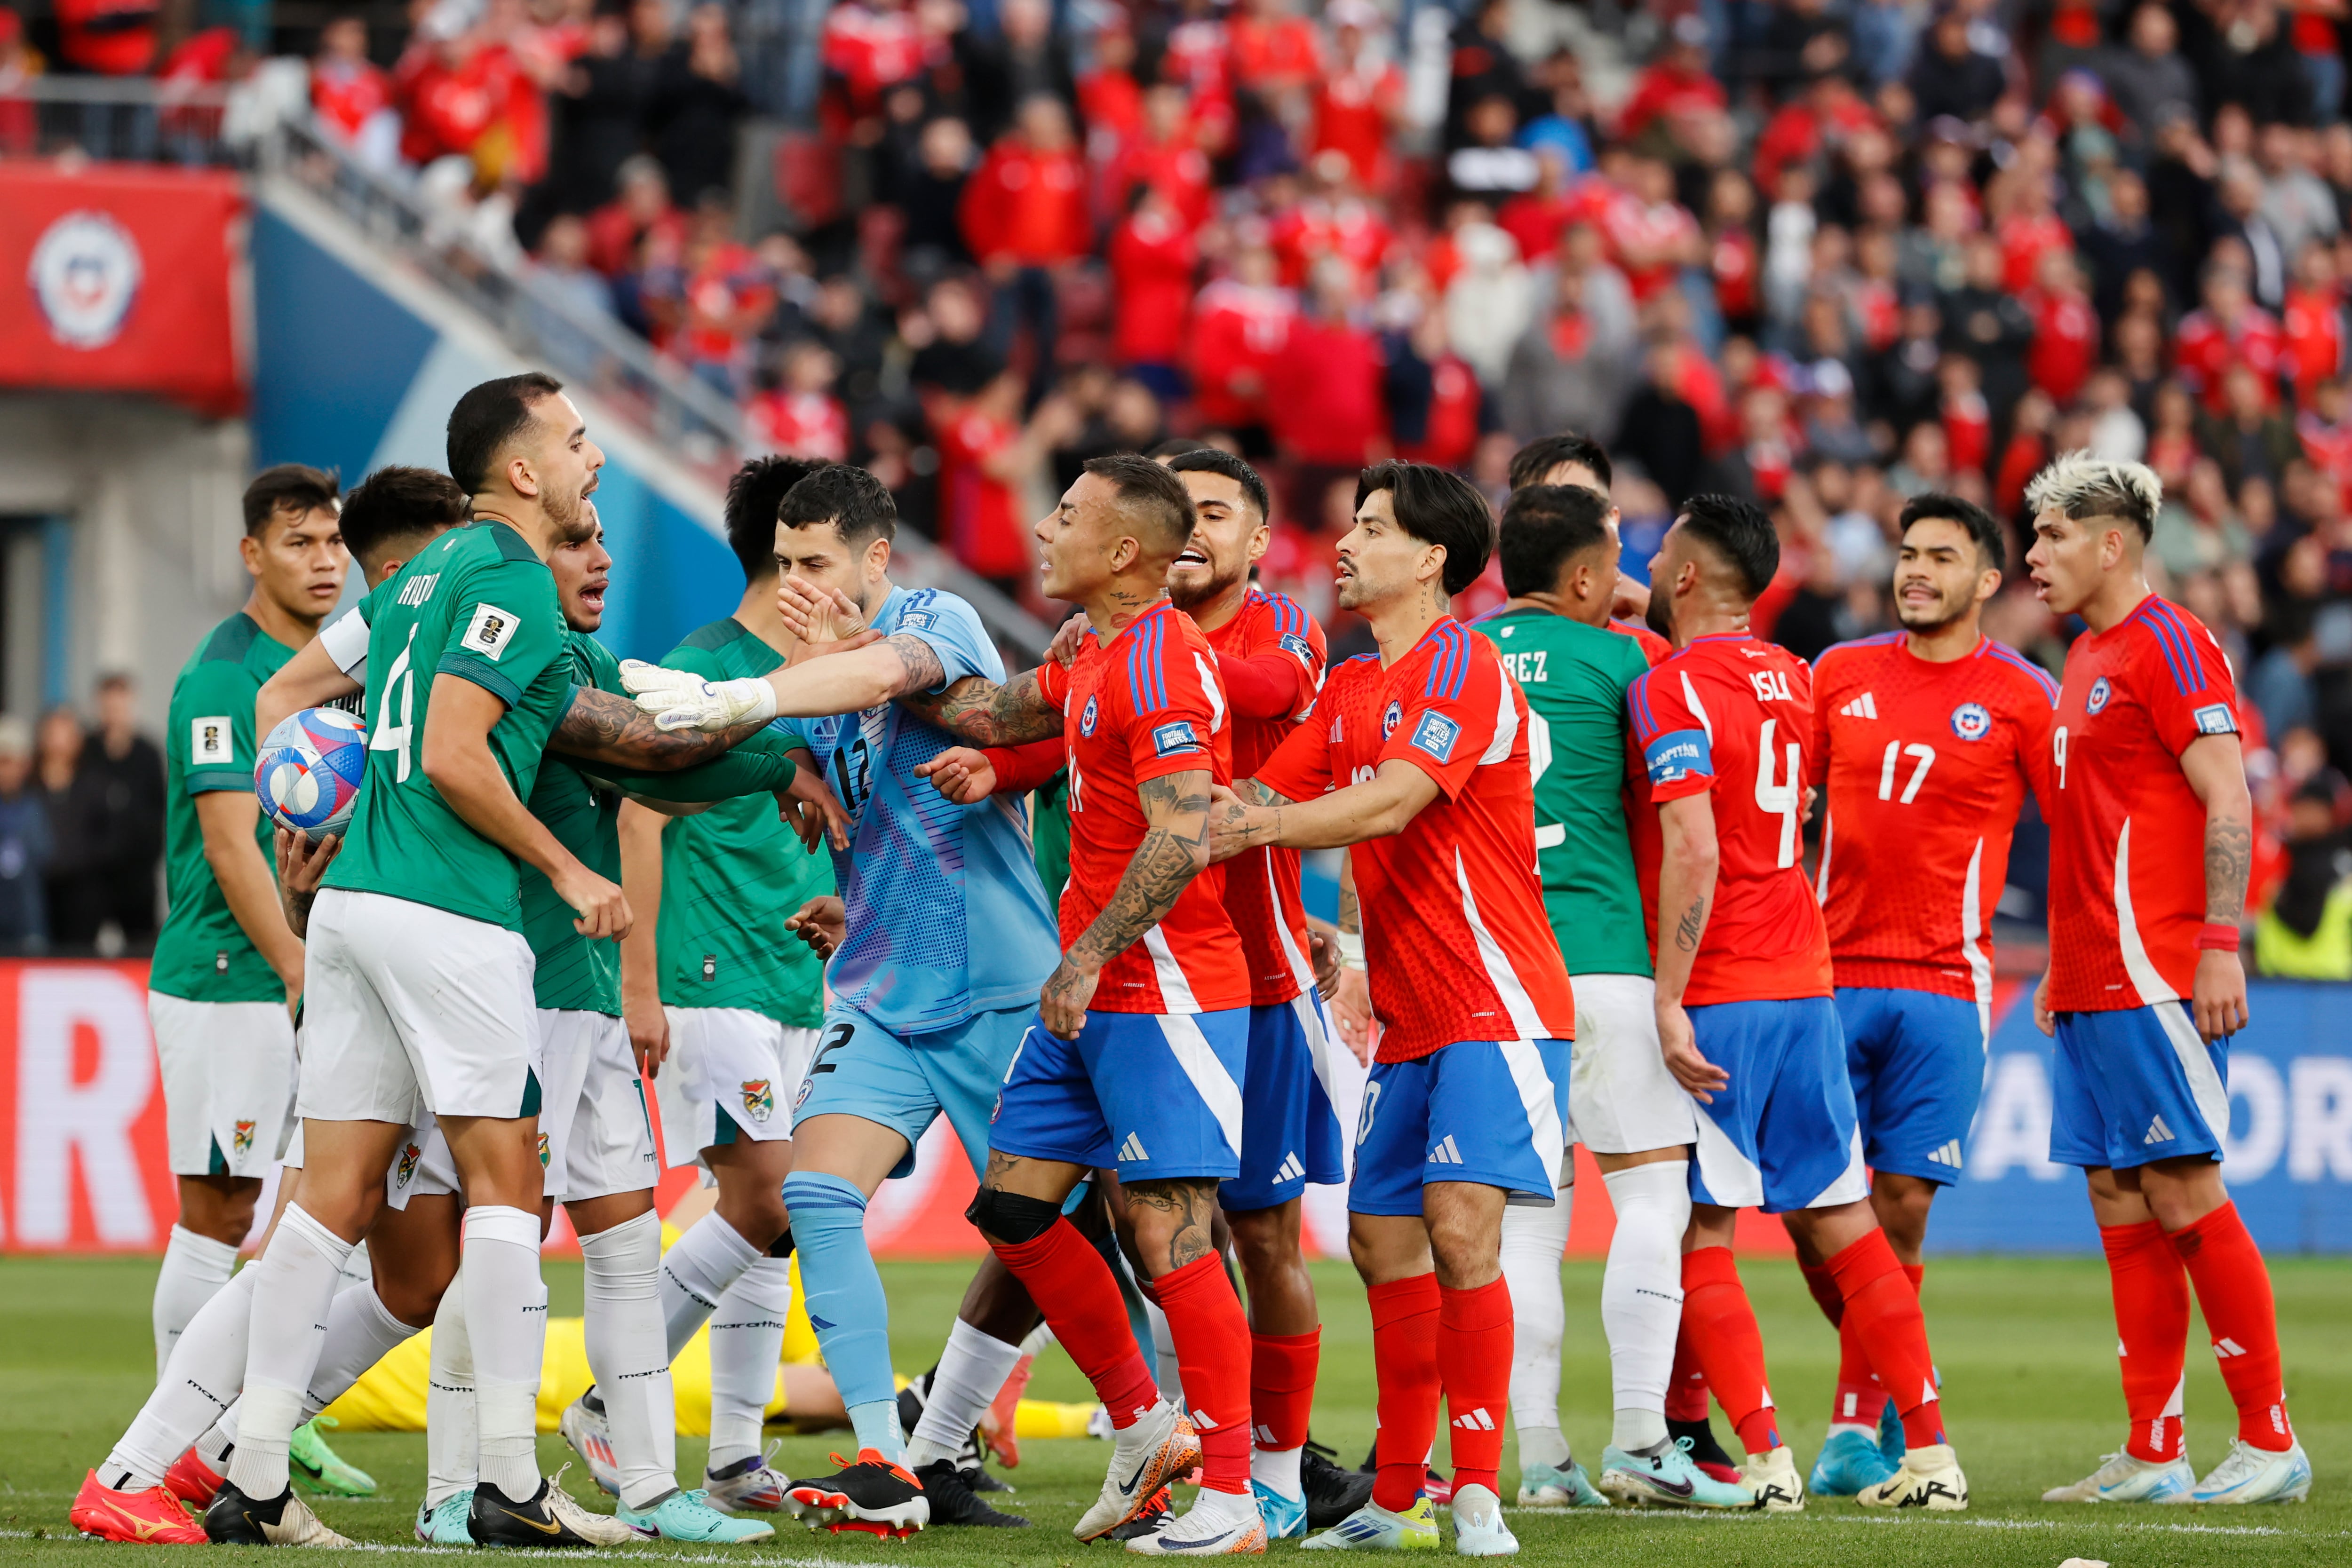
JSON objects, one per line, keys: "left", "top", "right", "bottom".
{"left": 254, "top": 708, "right": 367, "bottom": 840}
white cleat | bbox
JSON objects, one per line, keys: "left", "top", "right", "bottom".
{"left": 704, "top": 1441, "right": 791, "bottom": 1513}
{"left": 1076, "top": 1400, "right": 1202, "bottom": 1543}
{"left": 543, "top": 1464, "right": 643, "bottom": 1544}
{"left": 1125, "top": 1488, "right": 1267, "bottom": 1555}
{"left": 1447, "top": 1485, "right": 1518, "bottom": 1557}
{"left": 559, "top": 1394, "right": 623, "bottom": 1496}
{"left": 1743, "top": 1447, "right": 1804, "bottom": 1513}
{"left": 2041, "top": 1451, "right": 2194, "bottom": 1503}
{"left": 1857, "top": 1443, "right": 1969, "bottom": 1511}
{"left": 2190, "top": 1439, "right": 2312, "bottom": 1504}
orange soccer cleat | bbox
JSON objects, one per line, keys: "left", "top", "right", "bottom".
{"left": 71, "top": 1471, "right": 208, "bottom": 1544}
{"left": 161, "top": 1448, "right": 225, "bottom": 1511}
{"left": 982, "top": 1353, "right": 1036, "bottom": 1468}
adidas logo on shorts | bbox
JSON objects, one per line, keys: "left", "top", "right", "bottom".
{"left": 1925, "top": 1140, "right": 1964, "bottom": 1169}
{"left": 1117, "top": 1132, "right": 1150, "bottom": 1163}
{"left": 1272, "top": 1152, "right": 1306, "bottom": 1184}
{"left": 2144, "top": 1114, "right": 2177, "bottom": 1145}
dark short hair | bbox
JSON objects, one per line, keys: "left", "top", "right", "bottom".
{"left": 242, "top": 464, "right": 341, "bottom": 536}
{"left": 1149, "top": 437, "right": 1212, "bottom": 459}
{"left": 1676, "top": 493, "right": 1779, "bottom": 603}
{"left": 725, "top": 456, "right": 825, "bottom": 580}
{"left": 1508, "top": 432, "right": 1613, "bottom": 494}
{"left": 1356, "top": 460, "right": 1496, "bottom": 597}
{"left": 1165, "top": 448, "right": 1271, "bottom": 526}
{"left": 1499, "top": 484, "right": 1613, "bottom": 598}
{"left": 445, "top": 372, "right": 564, "bottom": 493}
{"left": 1085, "top": 453, "right": 1196, "bottom": 550}
{"left": 1899, "top": 491, "right": 2005, "bottom": 570}
{"left": 341, "top": 467, "right": 466, "bottom": 567}
{"left": 780, "top": 463, "right": 898, "bottom": 548}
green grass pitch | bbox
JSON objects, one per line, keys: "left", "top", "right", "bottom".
{"left": 0, "top": 1254, "right": 2343, "bottom": 1565}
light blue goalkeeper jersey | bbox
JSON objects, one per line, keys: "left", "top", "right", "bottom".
{"left": 788, "top": 586, "right": 1061, "bottom": 1034}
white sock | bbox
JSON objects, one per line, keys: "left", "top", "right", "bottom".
{"left": 580, "top": 1210, "right": 676, "bottom": 1508}
{"left": 1171, "top": 1481, "right": 1259, "bottom": 1530}
{"left": 1251, "top": 1443, "right": 1304, "bottom": 1501}
{"left": 464, "top": 1205, "right": 548, "bottom": 1505}
{"left": 426, "top": 1270, "right": 477, "bottom": 1506}
{"left": 1500, "top": 1181, "right": 1572, "bottom": 1455}
{"left": 1143, "top": 1298, "right": 1181, "bottom": 1401}
{"left": 660, "top": 1213, "right": 761, "bottom": 1360}
{"left": 1600, "top": 1160, "right": 1691, "bottom": 1453}
{"left": 153, "top": 1225, "right": 240, "bottom": 1383}
{"left": 1018, "top": 1323, "right": 1056, "bottom": 1357}
{"left": 906, "top": 1318, "right": 1023, "bottom": 1468}
{"left": 706, "top": 1256, "right": 792, "bottom": 1471}
{"left": 309, "top": 1285, "right": 418, "bottom": 1415}
{"left": 224, "top": 1205, "right": 351, "bottom": 1500}
{"left": 337, "top": 1240, "right": 374, "bottom": 1293}
{"left": 107, "top": 1265, "right": 255, "bottom": 1489}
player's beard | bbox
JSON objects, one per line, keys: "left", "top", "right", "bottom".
{"left": 543, "top": 483, "right": 596, "bottom": 546}
{"left": 1168, "top": 562, "right": 1240, "bottom": 613}
{"left": 1643, "top": 585, "right": 1675, "bottom": 642}
{"left": 1894, "top": 585, "right": 1969, "bottom": 636}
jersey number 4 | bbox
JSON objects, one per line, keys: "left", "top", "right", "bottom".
{"left": 369, "top": 627, "right": 420, "bottom": 782}
{"left": 1756, "top": 718, "right": 1802, "bottom": 868}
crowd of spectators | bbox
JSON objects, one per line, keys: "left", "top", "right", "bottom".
{"left": 0, "top": 675, "right": 164, "bottom": 957}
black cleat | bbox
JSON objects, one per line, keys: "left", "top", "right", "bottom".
{"left": 203, "top": 1481, "right": 354, "bottom": 1546}
{"left": 785, "top": 1449, "right": 929, "bottom": 1536}
{"left": 897, "top": 1368, "right": 934, "bottom": 1437}
{"left": 1303, "top": 1441, "right": 1376, "bottom": 1530}
{"left": 468, "top": 1477, "right": 607, "bottom": 1546}
{"left": 1667, "top": 1418, "right": 1743, "bottom": 1483}
{"left": 913, "top": 1459, "right": 1031, "bottom": 1527}
{"left": 1103, "top": 1485, "right": 1172, "bottom": 1543}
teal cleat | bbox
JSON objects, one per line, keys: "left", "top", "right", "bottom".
{"left": 620, "top": 1488, "right": 779, "bottom": 1542}
{"left": 1876, "top": 1397, "right": 1906, "bottom": 1466}
{"left": 413, "top": 1489, "right": 475, "bottom": 1544}
{"left": 1809, "top": 1431, "right": 1899, "bottom": 1498}
{"left": 1597, "top": 1441, "right": 1756, "bottom": 1510}
{"left": 1253, "top": 1481, "right": 1309, "bottom": 1539}
{"left": 289, "top": 1417, "right": 376, "bottom": 1497}
{"left": 1515, "top": 1461, "right": 1609, "bottom": 1509}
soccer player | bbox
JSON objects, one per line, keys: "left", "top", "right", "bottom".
{"left": 1506, "top": 431, "right": 1660, "bottom": 644}
{"left": 1799, "top": 493, "right": 2056, "bottom": 1497}
{"left": 1209, "top": 460, "right": 1578, "bottom": 1558}
{"left": 2022, "top": 454, "right": 2309, "bottom": 1505}
{"left": 605, "top": 455, "right": 837, "bottom": 1513}
{"left": 147, "top": 465, "right": 346, "bottom": 1380}
{"left": 1628, "top": 494, "right": 1965, "bottom": 1513}
{"left": 205, "top": 374, "right": 627, "bottom": 1547}
{"left": 1470, "top": 485, "right": 1746, "bottom": 1512}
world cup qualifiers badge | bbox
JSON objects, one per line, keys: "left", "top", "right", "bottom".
{"left": 30, "top": 210, "right": 143, "bottom": 350}
{"left": 1949, "top": 702, "right": 1992, "bottom": 742}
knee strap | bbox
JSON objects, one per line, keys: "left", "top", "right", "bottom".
{"left": 967, "top": 1187, "right": 1065, "bottom": 1244}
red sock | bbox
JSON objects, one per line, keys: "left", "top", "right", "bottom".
{"left": 1826, "top": 1230, "right": 1944, "bottom": 1449}
{"left": 2169, "top": 1204, "right": 2294, "bottom": 1451}
{"left": 1665, "top": 1322, "right": 1711, "bottom": 1423}
{"left": 1801, "top": 1254, "right": 1877, "bottom": 1428}
{"left": 991, "top": 1220, "right": 1158, "bottom": 1429}
{"left": 1680, "top": 1248, "right": 1779, "bottom": 1455}
{"left": 1154, "top": 1254, "right": 1254, "bottom": 1493}
{"left": 1437, "top": 1278, "right": 1512, "bottom": 1498}
{"left": 1367, "top": 1274, "right": 1441, "bottom": 1513}
{"left": 1797, "top": 1259, "right": 1844, "bottom": 1327}
{"left": 1249, "top": 1330, "right": 1319, "bottom": 1452}
{"left": 2100, "top": 1220, "right": 2189, "bottom": 1463}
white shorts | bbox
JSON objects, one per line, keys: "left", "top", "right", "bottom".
{"left": 538, "top": 1008, "right": 659, "bottom": 1205}
{"left": 384, "top": 1110, "right": 462, "bottom": 1209}
{"left": 149, "top": 993, "right": 297, "bottom": 1179}
{"left": 298, "top": 889, "right": 541, "bottom": 1124}
{"left": 1567, "top": 973, "right": 1700, "bottom": 1157}
{"left": 658, "top": 1007, "right": 818, "bottom": 1177}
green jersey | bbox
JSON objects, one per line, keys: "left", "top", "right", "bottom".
{"left": 519, "top": 634, "right": 627, "bottom": 1015}
{"left": 1471, "top": 608, "right": 1654, "bottom": 977}
{"left": 150, "top": 612, "right": 295, "bottom": 1002}
{"left": 653, "top": 619, "right": 831, "bottom": 1026}
{"left": 324, "top": 520, "right": 571, "bottom": 930}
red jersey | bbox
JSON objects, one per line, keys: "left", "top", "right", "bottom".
{"left": 1309, "top": 57, "right": 1405, "bottom": 186}
{"left": 313, "top": 57, "right": 392, "bottom": 142}
{"left": 2282, "top": 284, "right": 2344, "bottom": 404}
{"left": 1627, "top": 634, "right": 1832, "bottom": 1007}
{"left": 1230, "top": 14, "right": 1322, "bottom": 88}
{"left": 1254, "top": 623, "right": 1577, "bottom": 1061}
{"left": 1202, "top": 588, "right": 1329, "bottom": 1006}
{"left": 2174, "top": 306, "right": 2283, "bottom": 411}
{"left": 2027, "top": 288, "right": 2098, "bottom": 405}
{"left": 1108, "top": 208, "right": 1198, "bottom": 366}
{"left": 1035, "top": 601, "right": 1250, "bottom": 1014}
{"left": 821, "top": 1, "right": 929, "bottom": 113}
{"left": 749, "top": 389, "right": 849, "bottom": 462}
{"left": 959, "top": 141, "right": 1091, "bottom": 265}
{"left": 1997, "top": 211, "right": 2072, "bottom": 294}
{"left": 935, "top": 410, "right": 1027, "bottom": 580}
{"left": 2046, "top": 597, "right": 2242, "bottom": 1014}
{"left": 1810, "top": 634, "right": 2058, "bottom": 1004}
{"left": 1190, "top": 280, "right": 1295, "bottom": 428}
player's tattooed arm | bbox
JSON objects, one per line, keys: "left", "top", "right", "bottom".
{"left": 1208, "top": 761, "right": 1438, "bottom": 860}
{"left": 554, "top": 685, "right": 768, "bottom": 770}
{"left": 1037, "top": 769, "right": 1213, "bottom": 1037}
{"left": 904, "top": 668, "right": 1066, "bottom": 745}
{"left": 2183, "top": 732, "right": 2253, "bottom": 1042}
{"left": 1124, "top": 1178, "right": 1223, "bottom": 1272}
{"left": 1653, "top": 793, "right": 1729, "bottom": 1101}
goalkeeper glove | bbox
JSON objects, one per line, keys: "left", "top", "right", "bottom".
{"left": 619, "top": 659, "right": 779, "bottom": 732}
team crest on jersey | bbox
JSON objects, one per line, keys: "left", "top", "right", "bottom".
{"left": 794, "top": 1076, "right": 816, "bottom": 1110}
{"left": 1080, "top": 694, "right": 1100, "bottom": 736}
{"left": 2086, "top": 676, "right": 2112, "bottom": 715}
{"left": 536, "top": 1132, "right": 551, "bottom": 1168}
{"left": 1151, "top": 720, "right": 1201, "bottom": 757}
{"left": 395, "top": 1143, "right": 422, "bottom": 1187}
{"left": 1409, "top": 711, "right": 1462, "bottom": 762}
{"left": 740, "top": 1079, "right": 775, "bottom": 1123}
{"left": 232, "top": 1120, "right": 256, "bottom": 1156}
{"left": 1949, "top": 702, "right": 1992, "bottom": 742}
{"left": 1382, "top": 700, "right": 1404, "bottom": 738}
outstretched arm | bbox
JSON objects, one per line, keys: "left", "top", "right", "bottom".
{"left": 552, "top": 685, "right": 772, "bottom": 771}
{"left": 257, "top": 637, "right": 363, "bottom": 739}
{"left": 2183, "top": 732, "right": 2251, "bottom": 1043}
{"left": 1206, "top": 763, "right": 1440, "bottom": 859}
{"left": 900, "top": 669, "right": 1066, "bottom": 746}
{"left": 1036, "top": 768, "right": 1212, "bottom": 1038}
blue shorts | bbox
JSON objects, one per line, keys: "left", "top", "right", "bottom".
{"left": 792, "top": 1003, "right": 1032, "bottom": 1180}
{"left": 1687, "top": 996, "right": 1868, "bottom": 1214}
{"left": 988, "top": 1007, "right": 1249, "bottom": 1183}
{"left": 1224, "top": 995, "right": 1348, "bottom": 1211}
{"left": 1836, "top": 986, "right": 1987, "bottom": 1187}
{"left": 2049, "top": 1003, "right": 2231, "bottom": 1171}
{"left": 1347, "top": 1039, "right": 1570, "bottom": 1217}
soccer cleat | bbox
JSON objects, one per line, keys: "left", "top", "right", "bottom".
{"left": 414, "top": 1490, "right": 475, "bottom": 1544}
{"left": 469, "top": 1469, "right": 637, "bottom": 1546}
{"left": 202, "top": 1481, "right": 355, "bottom": 1546}
{"left": 560, "top": 1391, "right": 624, "bottom": 1496}
{"left": 1876, "top": 1394, "right": 1907, "bottom": 1465}
{"left": 71, "top": 1471, "right": 208, "bottom": 1544}
{"left": 1125, "top": 1489, "right": 1267, "bottom": 1555}
{"left": 1807, "top": 1430, "right": 1899, "bottom": 1497}
{"left": 1108, "top": 1486, "right": 1176, "bottom": 1542}
{"left": 1303, "top": 1441, "right": 1377, "bottom": 1528}
{"left": 1447, "top": 1484, "right": 1517, "bottom": 1558}
{"left": 1515, "top": 1460, "right": 1608, "bottom": 1509}
{"left": 1857, "top": 1443, "right": 1969, "bottom": 1511}
{"left": 704, "top": 1442, "right": 791, "bottom": 1512}
{"left": 784, "top": 1449, "right": 929, "bottom": 1536}
{"left": 1597, "top": 1440, "right": 1755, "bottom": 1510}
{"left": 1253, "top": 1480, "right": 1308, "bottom": 1538}
{"left": 1666, "top": 1418, "right": 1743, "bottom": 1486}
{"left": 913, "top": 1458, "right": 1030, "bottom": 1526}
{"left": 287, "top": 1416, "right": 375, "bottom": 1497}
{"left": 1742, "top": 1446, "right": 1805, "bottom": 1512}
{"left": 2189, "top": 1439, "right": 2312, "bottom": 1504}
{"left": 1076, "top": 1400, "right": 1201, "bottom": 1542}
{"left": 1299, "top": 1496, "right": 1443, "bottom": 1551}
{"left": 620, "top": 1487, "right": 779, "bottom": 1541}
{"left": 2041, "top": 1450, "right": 2195, "bottom": 1503}
{"left": 985, "top": 1353, "right": 1035, "bottom": 1467}
{"left": 162, "top": 1447, "right": 225, "bottom": 1510}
